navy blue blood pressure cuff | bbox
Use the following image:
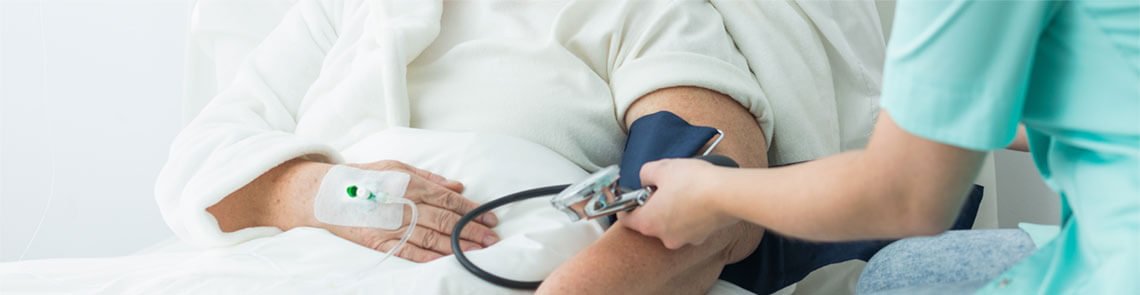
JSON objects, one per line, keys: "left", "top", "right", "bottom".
{"left": 619, "top": 111, "right": 719, "bottom": 189}
{"left": 619, "top": 111, "right": 985, "bottom": 294}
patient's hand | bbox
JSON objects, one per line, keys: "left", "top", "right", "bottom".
{"left": 209, "top": 159, "right": 500, "bottom": 263}
{"left": 315, "top": 160, "right": 500, "bottom": 262}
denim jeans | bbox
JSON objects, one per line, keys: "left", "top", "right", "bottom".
{"left": 856, "top": 229, "right": 1036, "bottom": 294}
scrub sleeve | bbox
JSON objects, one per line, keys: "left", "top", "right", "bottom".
{"left": 880, "top": 0, "right": 1140, "bottom": 293}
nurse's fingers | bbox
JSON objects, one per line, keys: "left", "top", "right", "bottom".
{"left": 620, "top": 208, "right": 665, "bottom": 240}
{"left": 620, "top": 212, "right": 653, "bottom": 237}
{"left": 641, "top": 159, "right": 713, "bottom": 188}
{"left": 638, "top": 160, "right": 670, "bottom": 187}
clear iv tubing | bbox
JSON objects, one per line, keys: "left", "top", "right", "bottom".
{"left": 371, "top": 198, "right": 417, "bottom": 268}
{"left": 326, "top": 193, "right": 419, "bottom": 287}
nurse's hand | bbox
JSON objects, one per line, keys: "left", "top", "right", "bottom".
{"left": 318, "top": 160, "right": 501, "bottom": 262}
{"left": 623, "top": 159, "right": 739, "bottom": 250}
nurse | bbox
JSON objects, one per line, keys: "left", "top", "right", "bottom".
{"left": 624, "top": 0, "right": 1139, "bottom": 293}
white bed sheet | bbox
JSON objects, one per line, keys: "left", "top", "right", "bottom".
{"left": 0, "top": 128, "right": 753, "bottom": 294}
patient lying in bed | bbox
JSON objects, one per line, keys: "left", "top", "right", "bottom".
{"left": 157, "top": 0, "right": 773, "bottom": 293}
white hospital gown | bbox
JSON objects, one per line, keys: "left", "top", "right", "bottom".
{"left": 156, "top": 0, "right": 769, "bottom": 246}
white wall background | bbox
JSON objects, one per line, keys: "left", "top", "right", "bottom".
{"left": 994, "top": 150, "right": 1061, "bottom": 227}
{"left": 0, "top": 0, "right": 188, "bottom": 262}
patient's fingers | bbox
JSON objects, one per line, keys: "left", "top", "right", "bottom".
{"left": 455, "top": 238, "right": 484, "bottom": 252}
{"left": 405, "top": 165, "right": 465, "bottom": 192}
{"left": 413, "top": 205, "right": 499, "bottom": 247}
{"left": 377, "top": 239, "right": 443, "bottom": 263}
{"left": 410, "top": 226, "right": 451, "bottom": 255}
{"left": 359, "top": 160, "right": 464, "bottom": 192}
{"left": 402, "top": 225, "right": 485, "bottom": 255}
{"left": 422, "top": 189, "right": 499, "bottom": 226}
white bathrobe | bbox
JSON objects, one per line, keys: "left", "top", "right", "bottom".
{"left": 157, "top": 0, "right": 770, "bottom": 247}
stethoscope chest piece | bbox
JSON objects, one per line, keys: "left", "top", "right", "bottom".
{"left": 551, "top": 165, "right": 653, "bottom": 222}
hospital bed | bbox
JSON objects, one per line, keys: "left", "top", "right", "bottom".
{"left": 0, "top": 0, "right": 1003, "bottom": 294}
{"left": 182, "top": 1, "right": 1004, "bottom": 293}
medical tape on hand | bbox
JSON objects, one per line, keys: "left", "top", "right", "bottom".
{"left": 316, "top": 165, "right": 419, "bottom": 267}
{"left": 314, "top": 165, "right": 412, "bottom": 229}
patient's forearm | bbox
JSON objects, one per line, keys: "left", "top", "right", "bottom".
{"left": 541, "top": 222, "right": 761, "bottom": 294}
{"left": 539, "top": 86, "right": 767, "bottom": 293}
{"left": 207, "top": 159, "right": 329, "bottom": 232}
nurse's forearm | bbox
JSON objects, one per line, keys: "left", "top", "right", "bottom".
{"left": 710, "top": 112, "right": 987, "bottom": 241}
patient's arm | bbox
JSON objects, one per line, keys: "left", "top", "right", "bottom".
{"left": 208, "top": 159, "right": 500, "bottom": 262}
{"left": 539, "top": 86, "right": 768, "bottom": 294}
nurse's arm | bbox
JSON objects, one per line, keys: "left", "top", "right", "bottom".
{"left": 709, "top": 111, "right": 986, "bottom": 241}
{"left": 538, "top": 86, "right": 768, "bottom": 294}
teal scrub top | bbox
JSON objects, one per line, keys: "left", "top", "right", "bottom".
{"left": 880, "top": 0, "right": 1140, "bottom": 293}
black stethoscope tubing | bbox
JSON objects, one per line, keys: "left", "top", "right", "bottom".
{"left": 450, "top": 184, "right": 570, "bottom": 290}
